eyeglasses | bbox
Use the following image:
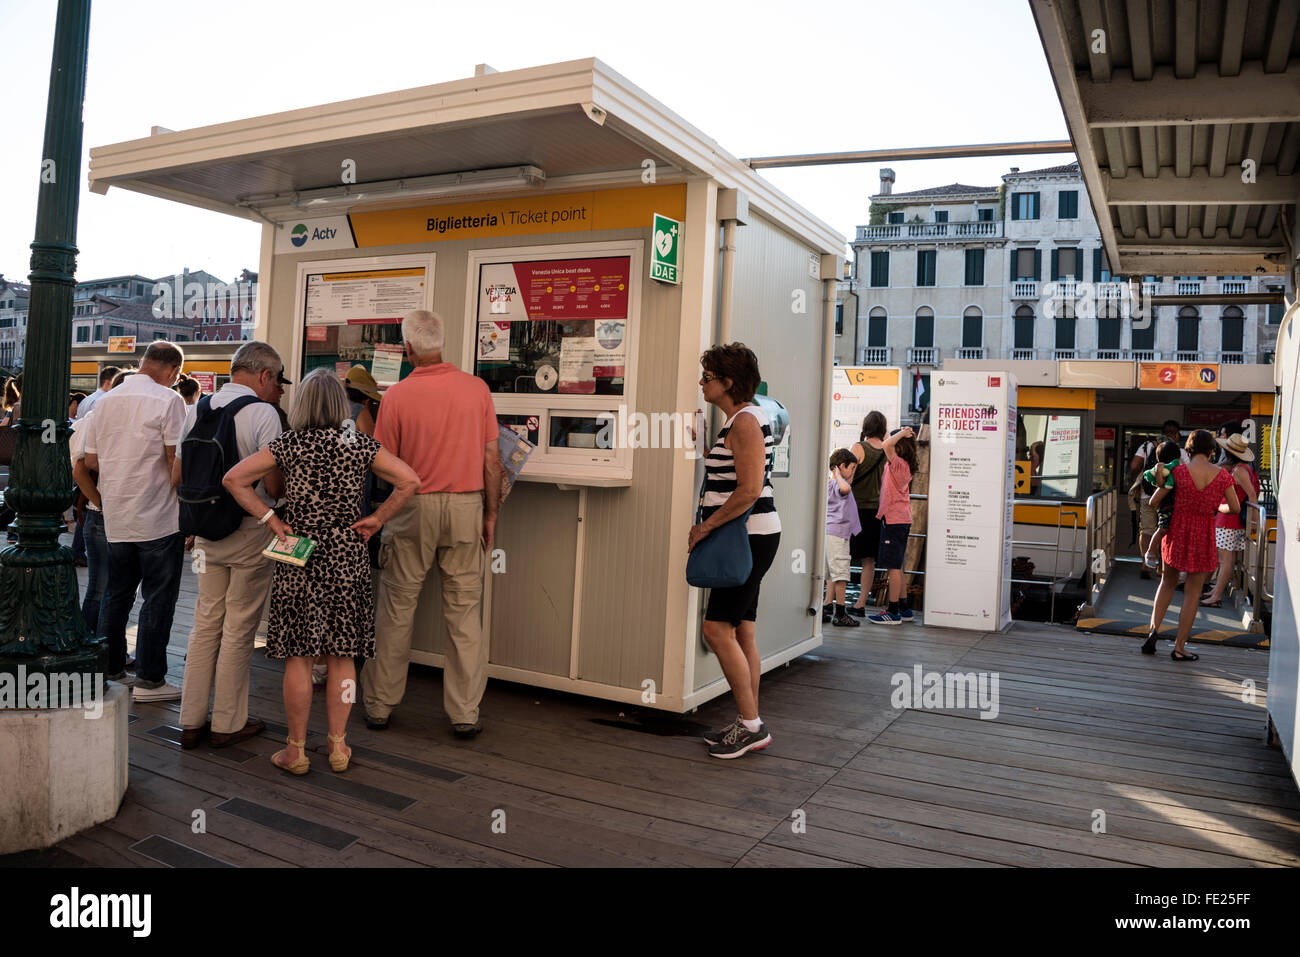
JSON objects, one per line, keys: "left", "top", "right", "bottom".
{"left": 700, "top": 371, "right": 719, "bottom": 383}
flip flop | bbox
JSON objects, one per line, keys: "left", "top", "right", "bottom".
{"left": 1199, "top": 598, "right": 1222, "bottom": 608}
{"left": 1171, "top": 650, "right": 1199, "bottom": 661}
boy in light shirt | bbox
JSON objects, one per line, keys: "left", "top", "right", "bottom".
{"left": 823, "top": 449, "right": 861, "bottom": 627}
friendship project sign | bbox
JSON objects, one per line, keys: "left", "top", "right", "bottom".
{"left": 924, "top": 371, "right": 1016, "bottom": 632}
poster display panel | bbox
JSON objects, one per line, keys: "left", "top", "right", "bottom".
{"left": 924, "top": 371, "right": 1016, "bottom": 632}
{"left": 829, "top": 367, "right": 904, "bottom": 452}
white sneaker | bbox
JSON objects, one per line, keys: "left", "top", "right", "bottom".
{"left": 132, "top": 681, "right": 182, "bottom": 702}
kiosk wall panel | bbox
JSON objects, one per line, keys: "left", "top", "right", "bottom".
{"left": 575, "top": 271, "right": 682, "bottom": 690}
{"left": 692, "top": 212, "right": 823, "bottom": 691}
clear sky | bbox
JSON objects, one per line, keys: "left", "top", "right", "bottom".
{"left": 0, "top": 0, "right": 1075, "bottom": 285}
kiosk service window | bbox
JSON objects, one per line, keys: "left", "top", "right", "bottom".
{"left": 464, "top": 242, "right": 643, "bottom": 486}
{"left": 294, "top": 255, "right": 434, "bottom": 387}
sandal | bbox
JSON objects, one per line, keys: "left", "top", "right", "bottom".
{"left": 271, "top": 736, "right": 310, "bottom": 774}
{"left": 1140, "top": 631, "right": 1159, "bottom": 655}
{"left": 327, "top": 732, "right": 351, "bottom": 773}
{"left": 1171, "top": 649, "right": 1199, "bottom": 662}
{"left": 1199, "top": 598, "right": 1222, "bottom": 608}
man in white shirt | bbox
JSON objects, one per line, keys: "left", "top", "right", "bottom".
{"left": 82, "top": 343, "right": 188, "bottom": 701}
{"left": 175, "top": 341, "right": 287, "bottom": 749}
{"left": 74, "top": 364, "right": 121, "bottom": 420}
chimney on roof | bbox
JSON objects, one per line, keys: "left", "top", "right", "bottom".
{"left": 879, "top": 168, "right": 895, "bottom": 195}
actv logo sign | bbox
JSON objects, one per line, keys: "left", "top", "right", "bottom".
{"left": 288, "top": 223, "right": 342, "bottom": 248}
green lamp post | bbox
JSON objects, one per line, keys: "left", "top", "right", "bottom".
{"left": 0, "top": 0, "right": 103, "bottom": 682}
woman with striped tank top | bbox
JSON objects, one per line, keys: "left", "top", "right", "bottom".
{"left": 688, "top": 343, "right": 781, "bottom": 759}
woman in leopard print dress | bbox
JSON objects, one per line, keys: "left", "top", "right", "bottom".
{"left": 224, "top": 368, "right": 418, "bottom": 773}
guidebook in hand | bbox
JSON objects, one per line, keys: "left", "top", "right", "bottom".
{"left": 498, "top": 423, "right": 535, "bottom": 501}
{"left": 262, "top": 534, "right": 316, "bottom": 567}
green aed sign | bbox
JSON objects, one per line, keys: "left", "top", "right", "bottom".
{"left": 650, "top": 212, "right": 681, "bottom": 284}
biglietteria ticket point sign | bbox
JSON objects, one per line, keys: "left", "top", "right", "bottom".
{"left": 924, "top": 371, "right": 1017, "bottom": 632}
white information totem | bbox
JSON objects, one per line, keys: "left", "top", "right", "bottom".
{"left": 924, "top": 371, "right": 1017, "bottom": 631}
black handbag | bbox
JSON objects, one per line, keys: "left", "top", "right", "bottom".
{"left": 686, "top": 502, "right": 754, "bottom": 589}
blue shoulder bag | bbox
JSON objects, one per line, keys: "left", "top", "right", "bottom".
{"left": 686, "top": 500, "right": 753, "bottom": 589}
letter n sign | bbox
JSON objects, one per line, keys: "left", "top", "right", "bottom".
{"left": 650, "top": 213, "right": 681, "bottom": 285}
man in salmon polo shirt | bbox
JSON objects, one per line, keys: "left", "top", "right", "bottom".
{"left": 362, "top": 309, "right": 503, "bottom": 738}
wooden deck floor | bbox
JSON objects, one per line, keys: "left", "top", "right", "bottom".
{"left": 8, "top": 561, "right": 1300, "bottom": 868}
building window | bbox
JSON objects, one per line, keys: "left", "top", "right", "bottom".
{"left": 153, "top": 331, "right": 166, "bottom": 340}
{"left": 93, "top": 324, "right": 102, "bottom": 341}
{"left": 108, "top": 325, "right": 125, "bottom": 338}
{"left": 1222, "top": 306, "right": 1244, "bottom": 353}
{"left": 1098, "top": 316, "right": 1121, "bottom": 350}
{"left": 1268, "top": 285, "right": 1285, "bottom": 324}
{"left": 1177, "top": 306, "right": 1199, "bottom": 352}
{"left": 1055, "top": 316, "right": 1076, "bottom": 351}
{"left": 933, "top": 210, "right": 948, "bottom": 223}
{"left": 1052, "top": 247, "right": 1081, "bottom": 280}
{"left": 887, "top": 211, "right": 904, "bottom": 224}
{"left": 1014, "top": 305, "right": 1035, "bottom": 349}
{"left": 914, "top": 307, "right": 934, "bottom": 347}
{"left": 1012, "top": 247, "right": 1040, "bottom": 281}
{"left": 1132, "top": 309, "right": 1157, "bottom": 351}
{"left": 977, "top": 208, "right": 993, "bottom": 222}
{"left": 962, "top": 307, "right": 982, "bottom": 348}
{"left": 870, "top": 251, "right": 889, "bottom": 287}
{"left": 1058, "top": 190, "right": 1079, "bottom": 219}
{"left": 835, "top": 303, "right": 843, "bottom": 336}
{"left": 964, "top": 248, "right": 985, "bottom": 286}
{"left": 916, "top": 250, "right": 936, "bottom": 287}
{"left": 868, "top": 307, "right": 887, "bottom": 347}
{"left": 1094, "top": 248, "right": 1111, "bottom": 283}
{"left": 1011, "top": 191, "right": 1040, "bottom": 220}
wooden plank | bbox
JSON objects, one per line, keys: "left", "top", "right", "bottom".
{"left": 827, "top": 768, "right": 1300, "bottom": 866}
{"left": 761, "top": 824, "right": 1008, "bottom": 868}
{"left": 733, "top": 843, "right": 859, "bottom": 868}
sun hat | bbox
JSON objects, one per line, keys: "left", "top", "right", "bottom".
{"left": 344, "top": 365, "right": 382, "bottom": 403}
{"left": 1215, "top": 433, "right": 1255, "bottom": 462}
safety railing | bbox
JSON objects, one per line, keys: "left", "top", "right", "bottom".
{"left": 1082, "top": 488, "right": 1117, "bottom": 614}
{"left": 1242, "top": 501, "right": 1274, "bottom": 633}
{"left": 1010, "top": 496, "right": 1087, "bottom": 622}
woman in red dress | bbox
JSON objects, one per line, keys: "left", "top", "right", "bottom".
{"left": 1143, "top": 430, "right": 1240, "bottom": 660}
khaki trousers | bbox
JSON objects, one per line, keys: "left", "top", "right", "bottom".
{"left": 179, "top": 520, "right": 275, "bottom": 734}
{"left": 363, "top": 492, "right": 487, "bottom": 725}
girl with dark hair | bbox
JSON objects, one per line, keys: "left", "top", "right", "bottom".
{"left": 691, "top": 342, "right": 781, "bottom": 759}
{"left": 846, "top": 410, "right": 887, "bottom": 616}
{"left": 175, "top": 375, "right": 201, "bottom": 405}
{"left": 868, "top": 427, "right": 917, "bottom": 625}
{"left": 1144, "top": 429, "right": 1240, "bottom": 660}
{"left": 0, "top": 377, "right": 19, "bottom": 427}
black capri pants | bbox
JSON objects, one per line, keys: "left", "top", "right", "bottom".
{"left": 704, "top": 532, "right": 781, "bottom": 626}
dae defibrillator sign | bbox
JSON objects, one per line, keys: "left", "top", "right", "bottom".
{"left": 650, "top": 213, "right": 680, "bottom": 284}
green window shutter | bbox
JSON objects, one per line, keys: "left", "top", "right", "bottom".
{"left": 1032, "top": 192, "right": 1041, "bottom": 219}
{"left": 1033, "top": 249, "right": 1042, "bottom": 280}
{"left": 1011, "top": 193, "right": 1020, "bottom": 221}
{"left": 1050, "top": 248, "right": 1060, "bottom": 281}
{"left": 1093, "top": 247, "right": 1102, "bottom": 282}
{"left": 916, "top": 252, "right": 924, "bottom": 286}
{"left": 1011, "top": 248, "right": 1018, "bottom": 281}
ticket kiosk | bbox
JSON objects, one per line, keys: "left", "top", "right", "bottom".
{"left": 88, "top": 59, "right": 845, "bottom": 711}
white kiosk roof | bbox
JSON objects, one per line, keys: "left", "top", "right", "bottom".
{"left": 88, "top": 57, "right": 844, "bottom": 255}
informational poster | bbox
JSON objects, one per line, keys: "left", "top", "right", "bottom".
{"left": 304, "top": 267, "right": 427, "bottom": 325}
{"left": 108, "top": 336, "right": 136, "bottom": 353}
{"left": 189, "top": 371, "right": 216, "bottom": 394}
{"left": 924, "top": 371, "right": 1016, "bottom": 632}
{"left": 370, "top": 344, "right": 405, "bottom": 386}
{"left": 478, "top": 258, "right": 631, "bottom": 321}
{"left": 829, "top": 367, "right": 904, "bottom": 453}
{"left": 1041, "top": 415, "right": 1081, "bottom": 498}
{"left": 558, "top": 336, "right": 596, "bottom": 394}
{"left": 593, "top": 319, "right": 626, "bottom": 377}
{"left": 477, "top": 321, "right": 511, "bottom": 363}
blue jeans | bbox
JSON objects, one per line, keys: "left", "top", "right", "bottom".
{"left": 99, "top": 531, "right": 184, "bottom": 682}
{"left": 80, "top": 509, "right": 110, "bottom": 635}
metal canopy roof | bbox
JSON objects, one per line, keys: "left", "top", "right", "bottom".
{"left": 87, "top": 58, "right": 844, "bottom": 255}
{"left": 1030, "top": 0, "right": 1298, "bottom": 277}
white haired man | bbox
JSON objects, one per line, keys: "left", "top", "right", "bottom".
{"left": 173, "top": 341, "right": 289, "bottom": 749}
{"left": 362, "top": 310, "right": 502, "bottom": 738}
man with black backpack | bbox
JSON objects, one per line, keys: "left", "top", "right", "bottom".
{"left": 173, "top": 341, "right": 288, "bottom": 749}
